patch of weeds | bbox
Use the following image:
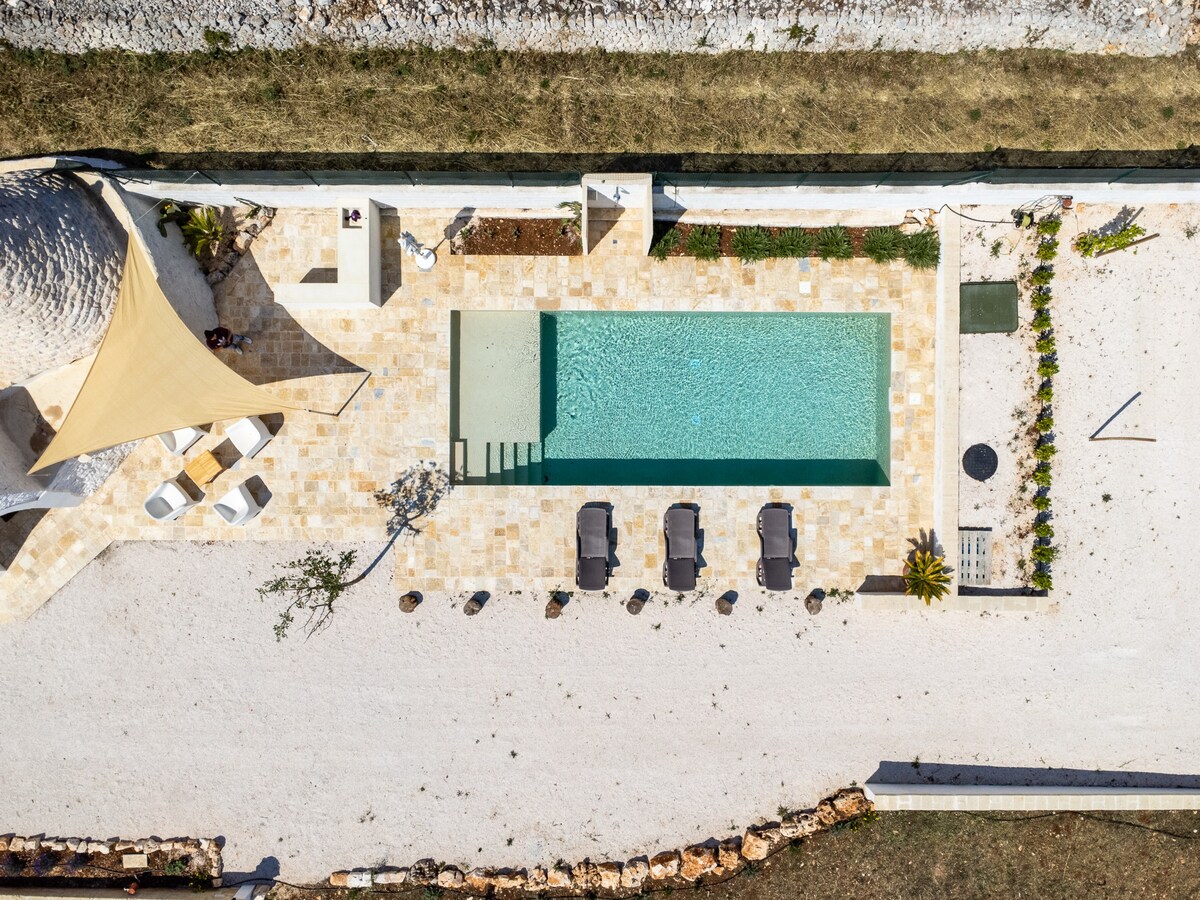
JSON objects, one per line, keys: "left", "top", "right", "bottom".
{"left": 164, "top": 859, "right": 189, "bottom": 876}
{"left": 968, "top": 107, "right": 982, "bottom": 122}
{"left": 1162, "top": 105, "right": 1175, "bottom": 120}
{"left": 202, "top": 28, "right": 231, "bottom": 50}
{"left": 990, "top": 238, "right": 1004, "bottom": 257}
{"left": 780, "top": 23, "right": 817, "bottom": 45}
{"left": 1102, "top": 493, "right": 1112, "bottom": 503}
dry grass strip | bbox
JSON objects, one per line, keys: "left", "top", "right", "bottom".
{"left": 0, "top": 46, "right": 1198, "bottom": 159}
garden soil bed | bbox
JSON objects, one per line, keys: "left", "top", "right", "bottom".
{"left": 654, "top": 222, "right": 871, "bottom": 258}
{"left": 0, "top": 845, "right": 213, "bottom": 888}
{"left": 456, "top": 217, "right": 582, "bottom": 256}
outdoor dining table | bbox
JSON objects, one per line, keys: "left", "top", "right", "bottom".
{"left": 183, "top": 449, "right": 224, "bottom": 487}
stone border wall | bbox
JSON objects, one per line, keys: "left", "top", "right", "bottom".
{"left": 0, "top": 834, "right": 222, "bottom": 883}
{"left": 0, "top": 0, "right": 1196, "bottom": 57}
{"left": 329, "top": 787, "right": 871, "bottom": 895}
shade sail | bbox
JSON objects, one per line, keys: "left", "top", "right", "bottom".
{"left": 31, "top": 238, "right": 308, "bottom": 473}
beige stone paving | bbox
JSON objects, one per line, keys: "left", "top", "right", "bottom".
{"left": 0, "top": 205, "right": 944, "bottom": 615}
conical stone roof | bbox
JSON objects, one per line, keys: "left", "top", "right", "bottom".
{"left": 0, "top": 171, "right": 123, "bottom": 388}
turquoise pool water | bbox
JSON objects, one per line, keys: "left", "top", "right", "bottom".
{"left": 540, "top": 311, "right": 891, "bottom": 486}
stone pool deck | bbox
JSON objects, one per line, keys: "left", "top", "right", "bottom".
{"left": 0, "top": 205, "right": 949, "bottom": 617}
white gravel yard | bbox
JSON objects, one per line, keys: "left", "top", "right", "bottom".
{"left": 1, "top": 202, "right": 1200, "bottom": 883}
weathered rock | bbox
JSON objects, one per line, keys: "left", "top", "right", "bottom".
{"left": 716, "top": 595, "right": 734, "bottom": 615}
{"left": 545, "top": 595, "right": 565, "bottom": 619}
{"left": 374, "top": 868, "right": 408, "bottom": 885}
{"left": 0, "top": 836, "right": 9, "bottom": 852}
{"left": 805, "top": 593, "right": 823, "bottom": 615}
{"left": 648, "top": 850, "right": 681, "bottom": 879}
{"left": 680, "top": 845, "right": 717, "bottom": 880}
{"left": 571, "top": 861, "right": 598, "bottom": 889}
{"left": 464, "top": 596, "right": 484, "bottom": 616}
{"left": 399, "top": 592, "right": 421, "bottom": 612}
{"left": 88, "top": 841, "right": 112, "bottom": 855}
{"left": 546, "top": 866, "right": 573, "bottom": 888}
{"left": 343, "top": 870, "right": 373, "bottom": 888}
{"left": 716, "top": 838, "right": 742, "bottom": 872}
{"left": 829, "top": 787, "right": 872, "bottom": 818}
{"left": 780, "top": 811, "right": 821, "bottom": 839}
{"left": 9, "top": 837, "right": 25, "bottom": 852}
{"left": 464, "top": 868, "right": 493, "bottom": 892}
{"left": 25, "top": 836, "right": 42, "bottom": 851}
{"left": 490, "top": 869, "right": 528, "bottom": 890}
{"left": 596, "top": 861, "right": 622, "bottom": 890}
{"left": 437, "top": 867, "right": 464, "bottom": 888}
{"left": 525, "top": 866, "right": 547, "bottom": 889}
{"left": 626, "top": 595, "right": 646, "bottom": 614}
{"left": 620, "top": 857, "right": 649, "bottom": 889}
{"left": 329, "top": 871, "right": 351, "bottom": 887}
{"left": 740, "top": 826, "right": 783, "bottom": 861}
{"left": 410, "top": 859, "right": 439, "bottom": 883}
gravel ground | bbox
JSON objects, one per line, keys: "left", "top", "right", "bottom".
{"left": 0, "top": 203, "right": 1198, "bottom": 883}
{"left": 0, "top": 0, "right": 1195, "bottom": 56}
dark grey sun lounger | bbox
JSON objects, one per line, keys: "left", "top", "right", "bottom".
{"left": 757, "top": 506, "right": 795, "bottom": 591}
{"left": 663, "top": 506, "right": 699, "bottom": 591}
{"left": 576, "top": 505, "right": 611, "bottom": 591}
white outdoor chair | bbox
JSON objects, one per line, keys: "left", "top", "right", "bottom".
{"left": 157, "top": 426, "right": 207, "bottom": 456}
{"left": 226, "top": 416, "right": 273, "bottom": 461}
{"left": 143, "top": 478, "right": 198, "bottom": 522}
{"left": 213, "top": 481, "right": 262, "bottom": 527}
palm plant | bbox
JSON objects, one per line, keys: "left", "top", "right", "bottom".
{"left": 903, "top": 549, "right": 951, "bottom": 605}
{"left": 816, "top": 225, "right": 854, "bottom": 261}
{"left": 180, "top": 206, "right": 224, "bottom": 259}
{"left": 902, "top": 228, "right": 940, "bottom": 269}
{"left": 732, "top": 226, "right": 773, "bottom": 264}
{"left": 861, "top": 226, "right": 904, "bottom": 263}
{"left": 649, "top": 227, "right": 681, "bottom": 261}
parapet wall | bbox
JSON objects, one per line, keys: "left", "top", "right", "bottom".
{"left": 0, "top": 0, "right": 1196, "bottom": 57}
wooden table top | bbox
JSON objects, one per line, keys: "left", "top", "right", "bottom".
{"left": 184, "top": 449, "right": 224, "bottom": 486}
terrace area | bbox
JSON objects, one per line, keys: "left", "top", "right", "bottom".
{"left": 0, "top": 189, "right": 954, "bottom": 617}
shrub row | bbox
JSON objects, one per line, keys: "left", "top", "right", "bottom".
{"left": 650, "top": 224, "right": 940, "bottom": 269}
{"left": 1028, "top": 216, "right": 1061, "bottom": 593}
{"left": 1073, "top": 222, "right": 1147, "bottom": 258}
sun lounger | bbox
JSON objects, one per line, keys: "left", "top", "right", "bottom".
{"left": 576, "top": 505, "right": 611, "bottom": 591}
{"left": 757, "top": 505, "right": 795, "bottom": 591}
{"left": 663, "top": 506, "right": 699, "bottom": 591}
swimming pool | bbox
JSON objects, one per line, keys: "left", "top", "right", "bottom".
{"left": 538, "top": 311, "right": 891, "bottom": 486}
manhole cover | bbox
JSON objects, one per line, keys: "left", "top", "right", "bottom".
{"left": 963, "top": 443, "right": 999, "bottom": 481}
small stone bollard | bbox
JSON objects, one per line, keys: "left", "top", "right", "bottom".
{"left": 805, "top": 589, "right": 825, "bottom": 615}
{"left": 464, "top": 591, "right": 489, "bottom": 616}
{"left": 546, "top": 591, "right": 567, "bottom": 619}
{"left": 626, "top": 588, "right": 648, "bottom": 615}
{"left": 399, "top": 592, "right": 422, "bottom": 613}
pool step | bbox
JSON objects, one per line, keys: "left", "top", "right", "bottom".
{"left": 464, "top": 440, "right": 545, "bottom": 486}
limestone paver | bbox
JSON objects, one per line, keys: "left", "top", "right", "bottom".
{"left": 0, "top": 207, "right": 942, "bottom": 617}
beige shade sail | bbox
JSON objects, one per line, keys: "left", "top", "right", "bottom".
{"left": 31, "top": 238, "right": 309, "bottom": 473}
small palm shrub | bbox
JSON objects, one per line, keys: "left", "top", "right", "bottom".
{"left": 1034, "top": 522, "right": 1055, "bottom": 539}
{"left": 1038, "top": 359, "right": 1060, "bottom": 378}
{"left": 1034, "top": 415, "right": 1054, "bottom": 433}
{"left": 732, "top": 226, "right": 773, "bottom": 264}
{"left": 903, "top": 228, "right": 940, "bottom": 269}
{"left": 1036, "top": 383, "right": 1053, "bottom": 402}
{"left": 1036, "top": 216, "right": 1062, "bottom": 237}
{"left": 1032, "top": 494, "right": 1052, "bottom": 511}
{"left": 650, "top": 227, "right": 681, "bottom": 261}
{"left": 861, "top": 226, "right": 904, "bottom": 263}
{"left": 1034, "top": 442, "right": 1057, "bottom": 461}
{"left": 1029, "top": 266, "right": 1054, "bottom": 286}
{"left": 1030, "top": 289, "right": 1053, "bottom": 310}
{"left": 1036, "top": 240, "right": 1059, "bottom": 262}
{"left": 903, "top": 550, "right": 951, "bottom": 605}
{"left": 181, "top": 206, "right": 224, "bottom": 259}
{"left": 686, "top": 225, "right": 721, "bottom": 261}
{"left": 773, "top": 227, "right": 814, "bottom": 258}
{"left": 1032, "top": 312, "right": 1052, "bottom": 330}
{"left": 1035, "top": 335, "right": 1056, "bottom": 354}
{"left": 1031, "top": 544, "right": 1059, "bottom": 564}
{"left": 1031, "top": 570, "right": 1053, "bottom": 591}
{"left": 816, "top": 225, "right": 854, "bottom": 261}
{"left": 1032, "top": 464, "right": 1052, "bottom": 487}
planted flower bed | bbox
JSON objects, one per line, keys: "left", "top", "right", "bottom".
{"left": 1026, "top": 215, "right": 1062, "bottom": 593}
{"left": 454, "top": 217, "right": 582, "bottom": 256}
{"left": 649, "top": 222, "right": 939, "bottom": 269}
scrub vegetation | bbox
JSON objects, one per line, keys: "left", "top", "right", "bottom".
{"left": 1, "top": 45, "right": 1199, "bottom": 161}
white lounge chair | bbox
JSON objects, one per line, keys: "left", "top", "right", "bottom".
{"left": 213, "top": 481, "right": 262, "bottom": 526}
{"left": 226, "top": 416, "right": 273, "bottom": 461}
{"left": 143, "top": 478, "right": 198, "bottom": 522}
{"left": 157, "top": 426, "right": 207, "bottom": 456}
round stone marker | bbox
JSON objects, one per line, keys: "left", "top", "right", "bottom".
{"left": 399, "top": 592, "right": 421, "bottom": 613}
{"left": 963, "top": 443, "right": 999, "bottom": 481}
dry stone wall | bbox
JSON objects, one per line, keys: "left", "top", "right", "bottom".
{"left": 0, "top": 0, "right": 1196, "bottom": 56}
{"left": 329, "top": 787, "right": 871, "bottom": 896}
{"left": 0, "top": 833, "right": 223, "bottom": 882}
